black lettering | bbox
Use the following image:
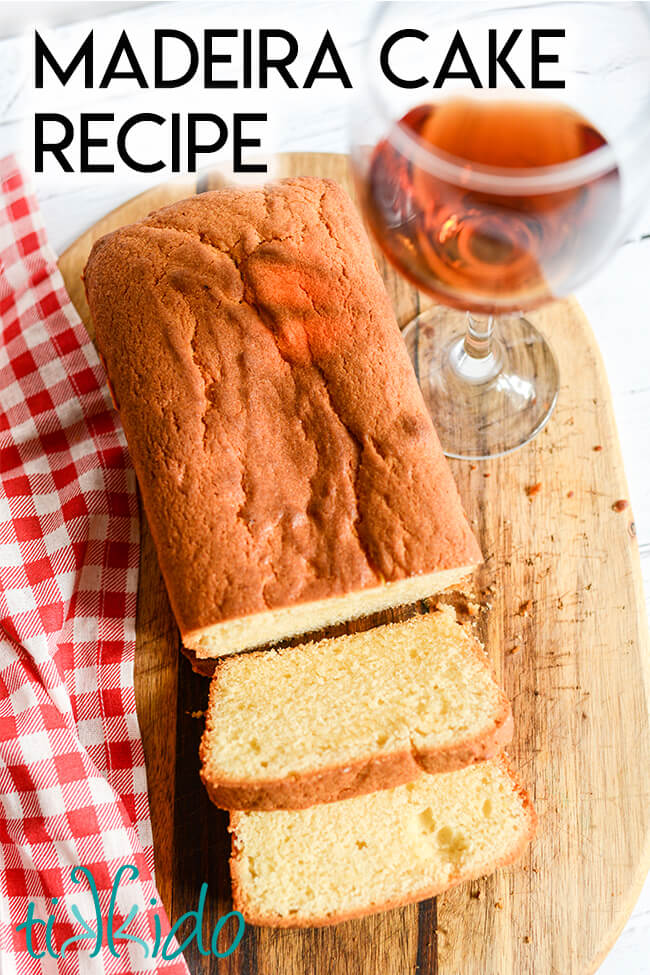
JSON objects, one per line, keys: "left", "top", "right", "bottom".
{"left": 233, "top": 113, "right": 267, "bottom": 172}
{"left": 154, "top": 30, "right": 198, "bottom": 87}
{"left": 117, "top": 113, "right": 165, "bottom": 172}
{"left": 488, "top": 29, "right": 524, "bottom": 88}
{"left": 100, "top": 30, "right": 148, "bottom": 87}
{"left": 35, "top": 30, "right": 93, "bottom": 87}
{"left": 380, "top": 29, "right": 428, "bottom": 89}
{"left": 204, "top": 30, "right": 237, "bottom": 88}
{"left": 304, "top": 31, "right": 351, "bottom": 88}
{"left": 171, "top": 113, "right": 181, "bottom": 173}
{"left": 259, "top": 30, "right": 298, "bottom": 88}
{"left": 80, "top": 113, "right": 113, "bottom": 172}
{"left": 532, "top": 29, "right": 565, "bottom": 88}
{"left": 187, "top": 114, "right": 228, "bottom": 171}
{"left": 243, "top": 29, "right": 252, "bottom": 88}
{"left": 34, "top": 114, "right": 74, "bottom": 172}
{"left": 434, "top": 30, "right": 482, "bottom": 88}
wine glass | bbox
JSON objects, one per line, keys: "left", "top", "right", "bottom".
{"left": 350, "top": 1, "right": 650, "bottom": 459}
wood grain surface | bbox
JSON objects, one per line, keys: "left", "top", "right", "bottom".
{"left": 58, "top": 152, "right": 650, "bottom": 975}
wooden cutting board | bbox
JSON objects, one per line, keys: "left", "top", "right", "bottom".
{"left": 58, "top": 152, "right": 650, "bottom": 975}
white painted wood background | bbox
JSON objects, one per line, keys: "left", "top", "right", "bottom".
{"left": 0, "top": 2, "right": 648, "bottom": 972}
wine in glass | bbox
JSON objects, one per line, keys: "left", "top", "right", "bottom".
{"left": 350, "top": 2, "right": 650, "bottom": 458}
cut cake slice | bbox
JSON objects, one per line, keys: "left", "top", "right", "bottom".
{"left": 229, "top": 755, "right": 535, "bottom": 927}
{"left": 200, "top": 608, "right": 512, "bottom": 810}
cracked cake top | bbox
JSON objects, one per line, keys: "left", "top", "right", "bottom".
{"left": 83, "top": 176, "right": 480, "bottom": 643}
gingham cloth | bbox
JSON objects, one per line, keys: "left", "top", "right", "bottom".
{"left": 0, "top": 157, "right": 189, "bottom": 973}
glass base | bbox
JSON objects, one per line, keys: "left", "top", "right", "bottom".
{"left": 402, "top": 307, "right": 559, "bottom": 460}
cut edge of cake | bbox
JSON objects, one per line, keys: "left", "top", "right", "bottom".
{"left": 184, "top": 562, "right": 478, "bottom": 660}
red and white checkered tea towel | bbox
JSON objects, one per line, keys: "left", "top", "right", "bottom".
{"left": 0, "top": 156, "right": 190, "bottom": 973}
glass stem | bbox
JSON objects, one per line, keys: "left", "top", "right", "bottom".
{"left": 464, "top": 313, "right": 494, "bottom": 359}
{"left": 450, "top": 312, "right": 504, "bottom": 384}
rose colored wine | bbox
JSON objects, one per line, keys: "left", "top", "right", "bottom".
{"left": 361, "top": 98, "right": 620, "bottom": 313}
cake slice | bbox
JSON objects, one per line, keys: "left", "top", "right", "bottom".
{"left": 83, "top": 177, "right": 481, "bottom": 661}
{"left": 229, "top": 755, "right": 535, "bottom": 927}
{"left": 200, "top": 608, "right": 512, "bottom": 810}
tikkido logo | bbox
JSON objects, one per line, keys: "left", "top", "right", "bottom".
{"left": 16, "top": 865, "right": 245, "bottom": 961}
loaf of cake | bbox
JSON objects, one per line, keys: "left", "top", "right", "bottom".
{"left": 200, "top": 608, "right": 512, "bottom": 810}
{"left": 229, "top": 755, "right": 535, "bottom": 927}
{"left": 83, "top": 177, "right": 481, "bottom": 660}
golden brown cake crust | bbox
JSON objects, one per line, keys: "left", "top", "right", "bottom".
{"left": 200, "top": 712, "right": 513, "bottom": 811}
{"left": 83, "top": 177, "right": 481, "bottom": 640}
{"left": 228, "top": 755, "right": 537, "bottom": 928}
